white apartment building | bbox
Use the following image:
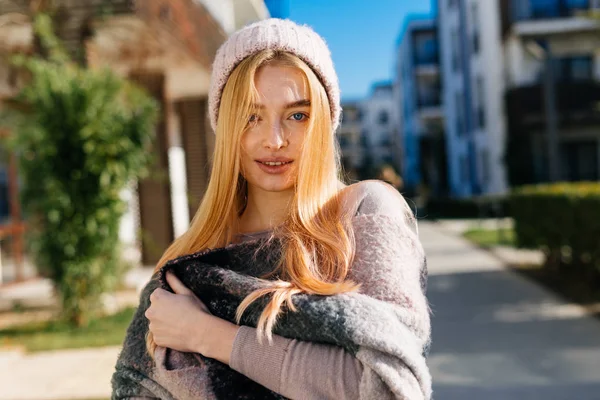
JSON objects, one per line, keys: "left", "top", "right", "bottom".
{"left": 359, "top": 82, "right": 396, "bottom": 172}
{"left": 438, "top": 0, "right": 508, "bottom": 197}
{"left": 438, "top": 0, "right": 600, "bottom": 197}
{"left": 395, "top": 17, "right": 447, "bottom": 196}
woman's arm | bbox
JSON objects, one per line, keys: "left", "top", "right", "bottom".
{"left": 230, "top": 326, "right": 363, "bottom": 400}
{"left": 149, "top": 272, "right": 363, "bottom": 399}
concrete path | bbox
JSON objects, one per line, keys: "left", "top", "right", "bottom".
{"left": 421, "top": 221, "right": 600, "bottom": 400}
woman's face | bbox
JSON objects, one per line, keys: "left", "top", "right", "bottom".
{"left": 240, "top": 63, "right": 310, "bottom": 195}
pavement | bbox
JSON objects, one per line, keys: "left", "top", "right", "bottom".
{"left": 423, "top": 221, "right": 600, "bottom": 400}
{"left": 1, "top": 220, "right": 600, "bottom": 399}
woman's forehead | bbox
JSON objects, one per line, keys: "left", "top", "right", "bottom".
{"left": 254, "top": 64, "right": 309, "bottom": 105}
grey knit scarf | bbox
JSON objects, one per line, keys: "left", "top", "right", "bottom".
{"left": 111, "top": 213, "right": 432, "bottom": 399}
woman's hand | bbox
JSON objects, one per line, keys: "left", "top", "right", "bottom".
{"left": 145, "top": 271, "right": 240, "bottom": 364}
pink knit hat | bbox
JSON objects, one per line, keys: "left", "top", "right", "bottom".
{"left": 208, "top": 18, "right": 341, "bottom": 134}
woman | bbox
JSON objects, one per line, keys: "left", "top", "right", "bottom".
{"left": 112, "top": 18, "right": 431, "bottom": 400}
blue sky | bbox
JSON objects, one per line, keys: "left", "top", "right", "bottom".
{"left": 285, "top": 0, "right": 433, "bottom": 101}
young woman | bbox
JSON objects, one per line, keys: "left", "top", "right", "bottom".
{"left": 113, "top": 18, "right": 432, "bottom": 400}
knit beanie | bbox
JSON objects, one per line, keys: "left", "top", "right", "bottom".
{"left": 208, "top": 18, "right": 341, "bottom": 134}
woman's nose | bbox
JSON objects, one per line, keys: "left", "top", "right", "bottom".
{"left": 262, "top": 120, "right": 287, "bottom": 149}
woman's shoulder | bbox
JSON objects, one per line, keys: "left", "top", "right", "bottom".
{"left": 339, "top": 179, "right": 412, "bottom": 219}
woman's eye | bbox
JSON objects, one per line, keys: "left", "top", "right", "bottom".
{"left": 290, "top": 112, "right": 307, "bottom": 121}
{"left": 248, "top": 114, "right": 259, "bottom": 123}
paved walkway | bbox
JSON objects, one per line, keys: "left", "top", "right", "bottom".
{"left": 422, "top": 221, "right": 600, "bottom": 400}
{"left": 1, "top": 221, "right": 600, "bottom": 399}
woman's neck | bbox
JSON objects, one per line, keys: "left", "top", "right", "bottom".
{"left": 238, "top": 187, "right": 294, "bottom": 233}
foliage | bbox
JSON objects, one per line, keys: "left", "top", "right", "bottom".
{"left": 0, "top": 14, "right": 158, "bottom": 326}
{"left": 510, "top": 182, "right": 600, "bottom": 277}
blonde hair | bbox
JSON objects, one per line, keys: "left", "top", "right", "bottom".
{"left": 146, "top": 50, "right": 359, "bottom": 356}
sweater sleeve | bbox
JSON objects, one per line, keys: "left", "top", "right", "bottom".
{"left": 230, "top": 325, "right": 363, "bottom": 400}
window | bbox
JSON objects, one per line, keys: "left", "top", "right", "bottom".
{"left": 455, "top": 92, "right": 465, "bottom": 137}
{"left": 378, "top": 111, "right": 389, "bottom": 125}
{"left": 528, "top": 0, "right": 590, "bottom": 19}
{"left": 460, "top": 155, "right": 470, "bottom": 184}
{"left": 480, "top": 149, "right": 491, "bottom": 187}
{"left": 413, "top": 30, "right": 438, "bottom": 66}
{"left": 451, "top": 28, "right": 461, "bottom": 73}
{"left": 476, "top": 76, "right": 486, "bottom": 129}
{"left": 560, "top": 141, "right": 599, "bottom": 181}
{"left": 418, "top": 79, "right": 441, "bottom": 107}
{"left": 554, "top": 56, "right": 593, "bottom": 81}
{"left": 471, "top": 3, "right": 480, "bottom": 55}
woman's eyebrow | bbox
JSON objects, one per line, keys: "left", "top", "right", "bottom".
{"left": 251, "top": 99, "right": 311, "bottom": 109}
{"left": 284, "top": 99, "right": 311, "bottom": 109}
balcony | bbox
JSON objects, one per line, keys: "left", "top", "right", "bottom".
{"left": 505, "top": 80, "right": 600, "bottom": 131}
{"left": 501, "top": 0, "right": 600, "bottom": 37}
{"left": 417, "top": 95, "right": 443, "bottom": 125}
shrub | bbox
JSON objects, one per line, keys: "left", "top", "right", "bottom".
{"left": 510, "top": 182, "right": 600, "bottom": 276}
{"left": 0, "top": 14, "right": 158, "bottom": 326}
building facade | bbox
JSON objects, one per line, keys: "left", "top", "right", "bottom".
{"left": 437, "top": 0, "right": 600, "bottom": 197}
{"left": 338, "top": 100, "right": 363, "bottom": 181}
{"left": 395, "top": 17, "right": 447, "bottom": 196}
{"left": 500, "top": 0, "right": 600, "bottom": 185}
{"left": 358, "top": 82, "right": 396, "bottom": 175}
{"left": 437, "top": 0, "right": 508, "bottom": 197}
{"left": 0, "top": 0, "right": 269, "bottom": 272}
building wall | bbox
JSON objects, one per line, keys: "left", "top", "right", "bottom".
{"left": 469, "top": 0, "right": 508, "bottom": 195}
{"left": 396, "top": 18, "right": 444, "bottom": 192}
{"left": 438, "top": 0, "right": 509, "bottom": 197}
{"left": 360, "top": 85, "right": 395, "bottom": 169}
{"left": 439, "top": 1, "right": 471, "bottom": 197}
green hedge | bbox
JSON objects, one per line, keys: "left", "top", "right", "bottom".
{"left": 510, "top": 182, "right": 600, "bottom": 273}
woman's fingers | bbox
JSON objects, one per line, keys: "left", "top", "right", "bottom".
{"left": 166, "top": 271, "right": 194, "bottom": 296}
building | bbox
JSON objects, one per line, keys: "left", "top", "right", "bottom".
{"left": 359, "top": 81, "right": 396, "bottom": 175}
{"left": 500, "top": 0, "right": 600, "bottom": 185}
{"left": 0, "top": 0, "right": 269, "bottom": 274}
{"left": 338, "top": 100, "right": 363, "bottom": 181}
{"left": 437, "top": 0, "right": 507, "bottom": 197}
{"left": 395, "top": 16, "right": 447, "bottom": 197}
{"left": 438, "top": 0, "right": 600, "bottom": 197}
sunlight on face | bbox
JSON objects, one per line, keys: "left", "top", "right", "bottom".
{"left": 240, "top": 64, "right": 310, "bottom": 194}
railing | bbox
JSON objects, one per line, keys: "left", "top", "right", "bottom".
{"left": 512, "top": 0, "right": 591, "bottom": 21}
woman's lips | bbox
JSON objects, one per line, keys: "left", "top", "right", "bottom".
{"left": 255, "top": 160, "right": 293, "bottom": 175}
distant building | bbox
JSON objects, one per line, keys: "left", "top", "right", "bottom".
{"left": 395, "top": 17, "right": 447, "bottom": 196}
{"left": 338, "top": 101, "right": 363, "bottom": 181}
{"left": 437, "top": 0, "right": 600, "bottom": 197}
{"left": 500, "top": 0, "right": 600, "bottom": 185}
{"left": 359, "top": 82, "right": 396, "bottom": 174}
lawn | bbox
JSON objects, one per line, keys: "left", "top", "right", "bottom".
{"left": 0, "top": 307, "right": 136, "bottom": 353}
{"left": 463, "top": 227, "right": 516, "bottom": 248}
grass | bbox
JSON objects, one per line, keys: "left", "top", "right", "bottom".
{"left": 463, "top": 227, "right": 516, "bottom": 248}
{"left": 0, "top": 307, "right": 136, "bottom": 353}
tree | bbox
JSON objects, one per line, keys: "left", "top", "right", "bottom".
{"left": 0, "top": 14, "right": 158, "bottom": 326}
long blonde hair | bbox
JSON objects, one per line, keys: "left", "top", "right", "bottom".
{"left": 146, "top": 49, "right": 359, "bottom": 356}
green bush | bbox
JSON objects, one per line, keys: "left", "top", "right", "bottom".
{"left": 0, "top": 14, "right": 158, "bottom": 326}
{"left": 510, "top": 182, "right": 600, "bottom": 275}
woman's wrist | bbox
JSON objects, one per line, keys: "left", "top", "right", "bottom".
{"left": 197, "top": 314, "right": 240, "bottom": 365}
